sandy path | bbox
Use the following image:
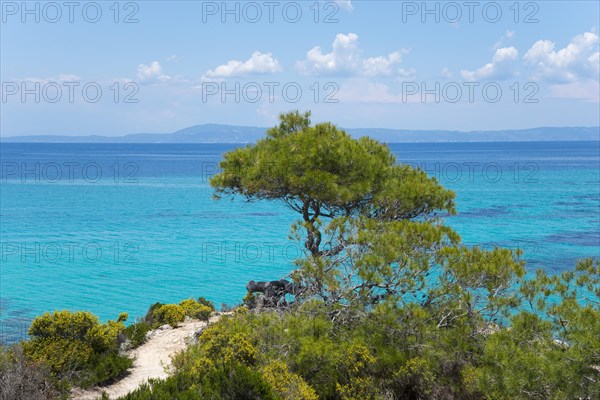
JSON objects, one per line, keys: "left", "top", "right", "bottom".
{"left": 72, "top": 316, "right": 221, "bottom": 400}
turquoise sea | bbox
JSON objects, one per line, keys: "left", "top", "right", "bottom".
{"left": 1, "top": 142, "right": 599, "bottom": 343}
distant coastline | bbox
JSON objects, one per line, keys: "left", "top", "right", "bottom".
{"left": 2, "top": 125, "right": 599, "bottom": 144}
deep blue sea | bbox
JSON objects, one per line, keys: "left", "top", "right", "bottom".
{"left": 1, "top": 142, "right": 599, "bottom": 343}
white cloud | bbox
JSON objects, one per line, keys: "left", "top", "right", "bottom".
{"left": 461, "top": 47, "right": 519, "bottom": 81}
{"left": 55, "top": 74, "right": 81, "bottom": 82}
{"left": 137, "top": 61, "right": 161, "bottom": 78}
{"left": 203, "top": 51, "right": 281, "bottom": 79}
{"left": 297, "top": 33, "right": 410, "bottom": 77}
{"left": 362, "top": 52, "right": 404, "bottom": 76}
{"left": 335, "top": 0, "right": 353, "bottom": 11}
{"left": 137, "top": 61, "right": 171, "bottom": 82}
{"left": 394, "top": 68, "right": 417, "bottom": 80}
{"left": 441, "top": 67, "right": 453, "bottom": 79}
{"left": 494, "top": 30, "right": 515, "bottom": 49}
{"left": 524, "top": 32, "right": 599, "bottom": 83}
{"left": 16, "top": 74, "right": 81, "bottom": 84}
{"left": 166, "top": 55, "right": 180, "bottom": 63}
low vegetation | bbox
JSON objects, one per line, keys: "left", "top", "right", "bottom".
{"left": 117, "top": 259, "right": 599, "bottom": 400}
{"left": 0, "top": 297, "right": 216, "bottom": 399}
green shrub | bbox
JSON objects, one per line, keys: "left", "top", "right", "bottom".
{"left": 176, "top": 325, "right": 257, "bottom": 372}
{"left": 78, "top": 352, "right": 132, "bottom": 388}
{"left": 123, "top": 320, "right": 152, "bottom": 348}
{"left": 122, "top": 364, "right": 276, "bottom": 400}
{"left": 179, "top": 299, "right": 212, "bottom": 321}
{"left": 22, "top": 310, "right": 129, "bottom": 389}
{"left": 336, "top": 377, "right": 381, "bottom": 400}
{"left": 23, "top": 336, "right": 93, "bottom": 375}
{"left": 152, "top": 304, "right": 186, "bottom": 328}
{"left": 197, "top": 296, "right": 216, "bottom": 311}
{"left": 144, "top": 302, "right": 163, "bottom": 326}
{"left": 28, "top": 310, "right": 99, "bottom": 344}
{"left": 242, "top": 291, "right": 256, "bottom": 309}
{"left": 262, "top": 360, "right": 318, "bottom": 400}
{"left": 202, "top": 364, "right": 276, "bottom": 400}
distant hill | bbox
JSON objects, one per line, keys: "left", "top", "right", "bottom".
{"left": 2, "top": 125, "right": 598, "bottom": 143}
{"left": 1, "top": 124, "right": 267, "bottom": 144}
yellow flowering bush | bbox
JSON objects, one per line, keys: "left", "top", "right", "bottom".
{"left": 152, "top": 304, "right": 186, "bottom": 328}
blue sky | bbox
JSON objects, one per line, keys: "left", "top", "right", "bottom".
{"left": 1, "top": 0, "right": 599, "bottom": 136}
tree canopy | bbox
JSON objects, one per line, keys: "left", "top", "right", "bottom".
{"left": 211, "top": 111, "right": 456, "bottom": 257}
